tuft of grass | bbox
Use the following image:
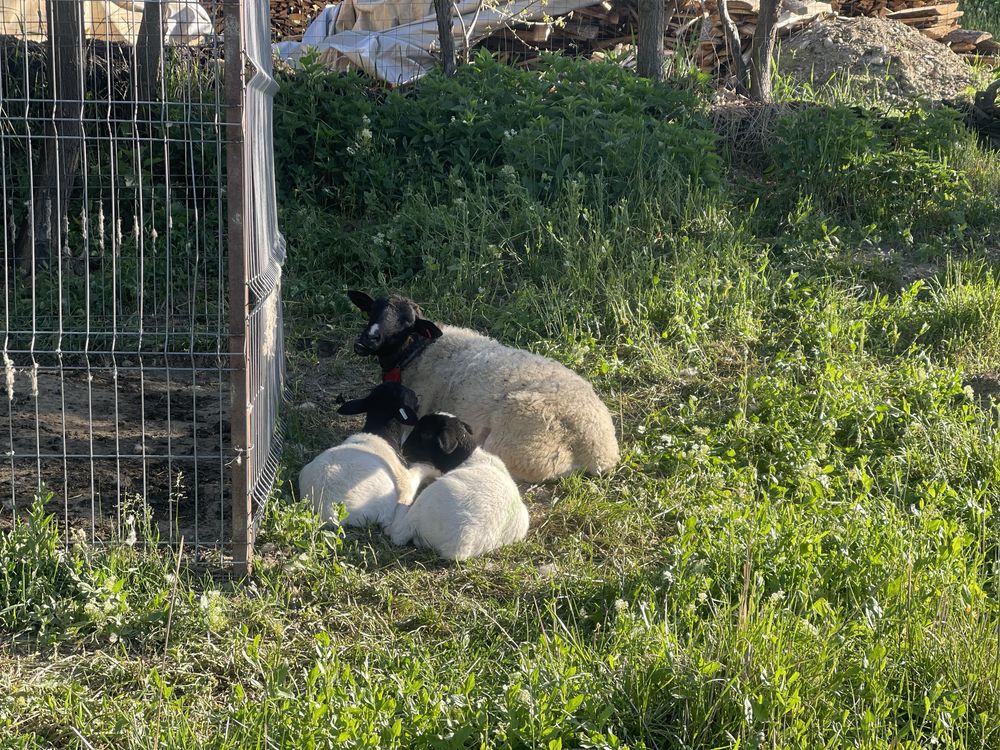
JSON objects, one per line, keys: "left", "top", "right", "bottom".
{"left": 962, "top": 0, "right": 1000, "bottom": 37}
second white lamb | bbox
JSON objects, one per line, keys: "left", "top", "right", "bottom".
{"left": 385, "top": 413, "right": 529, "bottom": 560}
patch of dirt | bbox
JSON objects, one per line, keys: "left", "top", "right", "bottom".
{"left": 1, "top": 363, "right": 229, "bottom": 548}
{"left": 778, "top": 16, "right": 975, "bottom": 103}
{"left": 965, "top": 371, "right": 1000, "bottom": 406}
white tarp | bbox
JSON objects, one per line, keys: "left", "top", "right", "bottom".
{"left": 273, "top": 0, "right": 597, "bottom": 86}
{"left": 0, "top": 0, "right": 214, "bottom": 45}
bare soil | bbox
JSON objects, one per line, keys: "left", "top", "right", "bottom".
{"left": 1, "top": 364, "right": 230, "bottom": 549}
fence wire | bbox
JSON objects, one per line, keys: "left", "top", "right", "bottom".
{"left": 0, "top": 0, "right": 283, "bottom": 567}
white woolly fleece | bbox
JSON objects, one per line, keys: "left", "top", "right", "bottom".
{"left": 298, "top": 433, "right": 437, "bottom": 528}
{"left": 385, "top": 447, "right": 529, "bottom": 561}
{"left": 400, "top": 325, "right": 619, "bottom": 483}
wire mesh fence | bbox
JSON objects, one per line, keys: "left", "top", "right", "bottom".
{"left": 0, "top": 0, "right": 283, "bottom": 570}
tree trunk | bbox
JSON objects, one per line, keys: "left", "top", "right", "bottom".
{"left": 136, "top": 0, "right": 165, "bottom": 102}
{"left": 14, "top": 0, "right": 85, "bottom": 269}
{"left": 637, "top": 0, "right": 665, "bottom": 81}
{"left": 433, "top": 0, "right": 457, "bottom": 77}
{"left": 719, "top": 0, "right": 749, "bottom": 95}
{"left": 749, "top": 0, "right": 780, "bottom": 102}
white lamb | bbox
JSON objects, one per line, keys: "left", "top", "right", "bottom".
{"left": 348, "top": 291, "right": 620, "bottom": 483}
{"left": 298, "top": 383, "right": 437, "bottom": 528}
{"left": 385, "top": 413, "right": 529, "bottom": 560}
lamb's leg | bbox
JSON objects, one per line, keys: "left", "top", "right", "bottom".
{"left": 385, "top": 505, "right": 416, "bottom": 547}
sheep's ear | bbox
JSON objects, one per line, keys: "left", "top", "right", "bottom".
{"left": 414, "top": 318, "right": 443, "bottom": 339}
{"left": 436, "top": 426, "right": 460, "bottom": 455}
{"left": 337, "top": 397, "right": 368, "bottom": 416}
{"left": 347, "top": 291, "right": 374, "bottom": 313}
{"left": 397, "top": 406, "right": 419, "bottom": 425}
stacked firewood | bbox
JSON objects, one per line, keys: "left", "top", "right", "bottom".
{"left": 833, "top": 0, "right": 998, "bottom": 64}
{"left": 886, "top": 1, "right": 962, "bottom": 40}
{"left": 486, "top": 0, "right": 829, "bottom": 69}
{"left": 680, "top": 0, "right": 835, "bottom": 73}
{"left": 269, "top": 0, "right": 326, "bottom": 41}
{"left": 486, "top": 1, "right": 637, "bottom": 59}
{"left": 678, "top": 0, "right": 758, "bottom": 73}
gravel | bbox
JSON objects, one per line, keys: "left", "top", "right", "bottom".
{"left": 777, "top": 16, "right": 977, "bottom": 103}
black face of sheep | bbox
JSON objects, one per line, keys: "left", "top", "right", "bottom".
{"left": 337, "top": 382, "right": 420, "bottom": 428}
{"left": 402, "top": 413, "right": 476, "bottom": 473}
{"left": 347, "top": 291, "right": 442, "bottom": 360}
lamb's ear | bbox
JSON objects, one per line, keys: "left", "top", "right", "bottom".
{"left": 397, "top": 406, "right": 419, "bottom": 425}
{"left": 347, "top": 291, "right": 374, "bottom": 313}
{"left": 337, "top": 396, "right": 369, "bottom": 416}
{"left": 436, "top": 425, "right": 460, "bottom": 455}
{"left": 414, "top": 318, "right": 443, "bottom": 339}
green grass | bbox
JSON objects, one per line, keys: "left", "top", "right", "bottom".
{"left": 3, "top": 54, "right": 1000, "bottom": 748}
{"left": 962, "top": 0, "right": 1000, "bottom": 37}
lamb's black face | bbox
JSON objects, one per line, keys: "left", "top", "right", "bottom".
{"left": 402, "top": 413, "right": 476, "bottom": 472}
{"left": 337, "top": 382, "right": 420, "bottom": 425}
{"left": 348, "top": 291, "right": 426, "bottom": 357}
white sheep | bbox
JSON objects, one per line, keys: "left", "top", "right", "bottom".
{"left": 298, "top": 383, "right": 437, "bottom": 528}
{"left": 348, "top": 292, "right": 620, "bottom": 483}
{"left": 385, "top": 413, "right": 529, "bottom": 560}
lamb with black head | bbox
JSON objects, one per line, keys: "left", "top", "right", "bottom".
{"left": 348, "top": 291, "right": 620, "bottom": 483}
{"left": 298, "top": 382, "right": 438, "bottom": 528}
{"left": 385, "top": 412, "right": 529, "bottom": 561}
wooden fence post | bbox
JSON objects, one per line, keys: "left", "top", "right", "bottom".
{"left": 14, "top": 0, "right": 85, "bottom": 269}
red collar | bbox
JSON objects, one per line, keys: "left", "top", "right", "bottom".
{"left": 382, "top": 367, "right": 402, "bottom": 383}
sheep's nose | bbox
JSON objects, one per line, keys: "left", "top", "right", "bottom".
{"left": 354, "top": 334, "right": 377, "bottom": 355}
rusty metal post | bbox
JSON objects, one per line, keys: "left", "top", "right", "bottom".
{"left": 225, "top": 0, "right": 252, "bottom": 576}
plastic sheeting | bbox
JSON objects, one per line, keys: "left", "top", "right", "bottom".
{"left": 0, "top": 0, "right": 214, "bottom": 45}
{"left": 273, "top": 0, "right": 597, "bottom": 85}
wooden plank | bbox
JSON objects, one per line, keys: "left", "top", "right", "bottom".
{"left": 897, "top": 10, "right": 962, "bottom": 26}
{"left": 964, "top": 54, "right": 998, "bottom": 66}
{"left": 510, "top": 23, "right": 553, "bottom": 43}
{"left": 942, "top": 28, "right": 992, "bottom": 46}
{"left": 887, "top": 2, "right": 958, "bottom": 18}
{"left": 919, "top": 23, "right": 956, "bottom": 39}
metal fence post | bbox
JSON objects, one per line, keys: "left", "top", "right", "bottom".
{"left": 225, "top": 0, "right": 253, "bottom": 576}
